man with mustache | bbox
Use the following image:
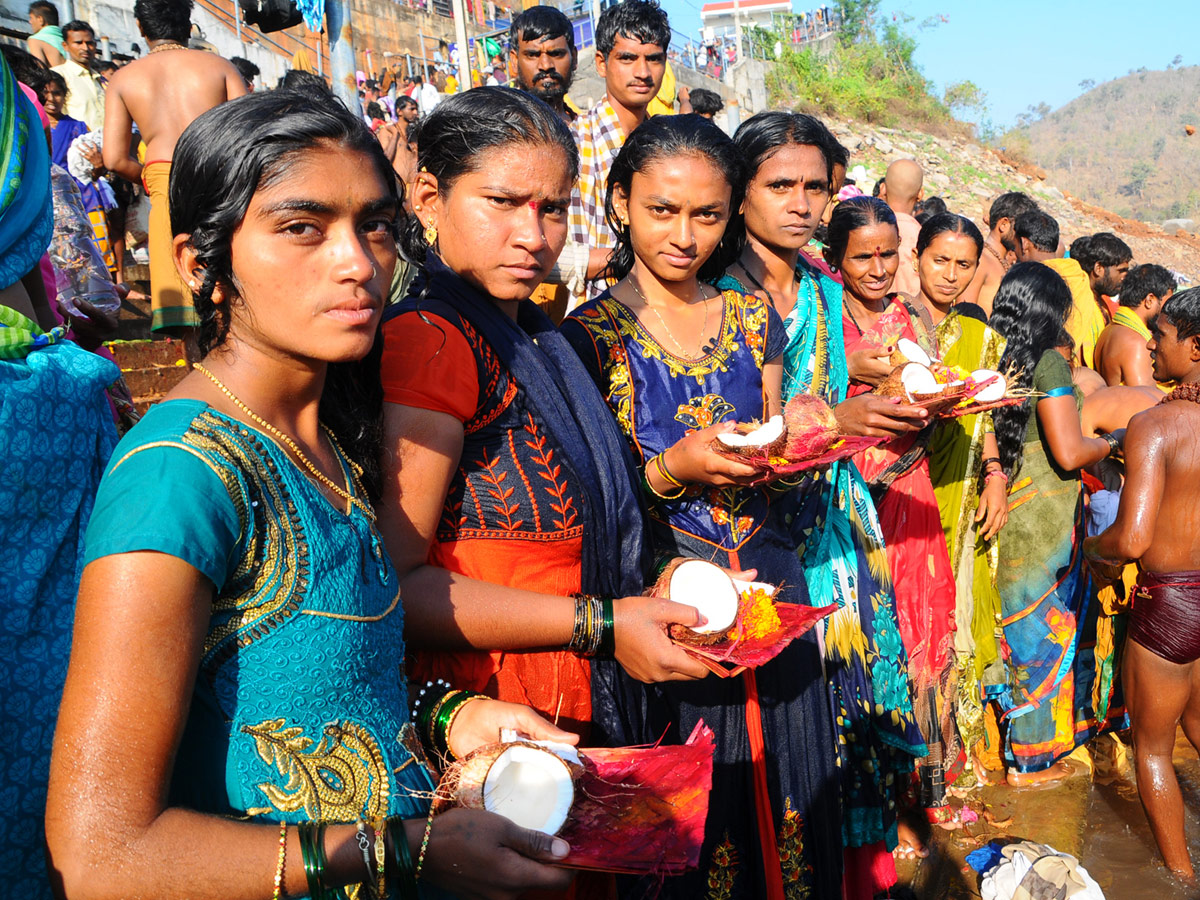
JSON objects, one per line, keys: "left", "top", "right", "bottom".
{"left": 509, "top": 5, "right": 577, "bottom": 124}
{"left": 568, "top": 0, "right": 669, "bottom": 301}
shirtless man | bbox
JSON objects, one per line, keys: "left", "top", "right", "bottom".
{"left": 102, "top": 0, "right": 245, "bottom": 335}
{"left": 26, "top": 1, "right": 65, "bottom": 66}
{"left": 877, "top": 158, "right": 923, "bottom": 296}
{"left": 1093, "top": 263, "right": 1175, "bottom": 387}
{"left": 960, "top": 191, "right": 1038, "bottom": 317}
{"left": 1084, "top": 285, "right": 1200, "bottom": 883}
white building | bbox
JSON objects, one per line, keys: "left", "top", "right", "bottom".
{"left": 699, "top": 0, "right": 791, "bottom": 41}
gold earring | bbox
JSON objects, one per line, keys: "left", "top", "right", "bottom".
{"left": 424, "top": 222, "right": 438, "bottom": 246}
{"left": 414, "top": 203, "right": 422, "bottom": 211}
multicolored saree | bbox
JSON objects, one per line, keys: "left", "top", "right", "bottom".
{"left": 0, "top": 55, "right": 54, "bottom": 291}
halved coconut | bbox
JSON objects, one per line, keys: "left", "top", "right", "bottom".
{"left": 899, "top": 362, "right": 942, "bottom": 401}
{"left": 889, "top": 337, "right": 933, "bottom": 367}
{"left": 659, "top": 558, "right": 739, "bottom": 634}
{"left": 482, "top": 744, "right": 576, "bottom": 834}
{"left": 714, "top": 415, "right": 785, "bottom": 454}
{"left": 970, "top": 369, "right": 1007, "bottom": 403}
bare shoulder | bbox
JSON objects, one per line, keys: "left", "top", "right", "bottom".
{"left": 1127, "top": 401, "right": 1187, "bottom": 440}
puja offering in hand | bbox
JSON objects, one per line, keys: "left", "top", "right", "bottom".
{"left": 651, "top": 559, "right": 835, "bottom": 676}
{"left": 874, "top": 338, "right": 1025, "bottom": 416}
{"left": 710, "top": 393, "right": 885, "bottom": 473}
{"left": 435, "top": 722, "right": 716, "bottom": 875}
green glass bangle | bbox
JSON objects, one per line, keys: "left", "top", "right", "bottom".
{"left": 433, "top": 690, "right": 476, "bottom": 760}
{"left": 599, "top": 597, "right": 615, "bottom": 658}
{"left": 388, "top": 817, "right": 420, "bottom": 900}
{"left": 298, "top": 822, "right": 326, "bottom": 900}
{"left": 416, "top": 683, "right": 456, "bottom": 755}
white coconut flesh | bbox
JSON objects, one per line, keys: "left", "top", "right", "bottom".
{"left": 971, "top": 369, "right": 1007, "bottom": 403}
{"left": 670, "top": 559, "right": 739, "bottom": 634}
{"left": 895, "top": 338, "right": 932, "bottom": 366}
{"left": 715, "top": 415, "right": 784, "bottom": 449}
{"left": 483, "top": 745, "right": 575, "bottom": 834}
{"left": 900, "top": 363, "right": 942, "bottom": 399}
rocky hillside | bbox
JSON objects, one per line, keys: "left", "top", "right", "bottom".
{"left": 1000, "top": 65, "right": 1200, "bottom": 226}
{"left": 827, "top": 119, "right": 1200, "bottom": 287}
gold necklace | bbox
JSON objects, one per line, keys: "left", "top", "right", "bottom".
{"left": 628, "top": 276, "right": 710, "bottom": 358}
{"left": 193, "top": 363, "right": 375, "bottom": 520}
{"left": 149, "top": 41, "right": 186, "bottom": 54}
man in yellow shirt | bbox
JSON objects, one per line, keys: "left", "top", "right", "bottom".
{"left": 1065, "top": 232, "right": 1133, "bottom": 369}
{"left": 51, "top": 20, "right": 104, "bottom": 131}
{"left": 1093, "top": 263, "right": 1176, "bottom": 387}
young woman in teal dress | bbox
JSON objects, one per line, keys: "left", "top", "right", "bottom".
{"left": 45, "top": 90, "right": 579, "bottom": 900}
{"left": 715, "top": 112, "right": 929, "bottom": 898}
{"left": 563, "top": 114, "right": 842, "bottom": 900}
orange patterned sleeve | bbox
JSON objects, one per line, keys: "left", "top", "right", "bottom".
{"left": 380, "top": 312, "right": 480, "bottom": 423}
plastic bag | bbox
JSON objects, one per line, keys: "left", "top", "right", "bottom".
{"left": 48, "top": 164, "right": 121, "bottom": 316}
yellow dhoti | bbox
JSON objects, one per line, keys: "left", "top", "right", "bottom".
{"left": 142, "top": 161, "right": 196, "bottom": 333}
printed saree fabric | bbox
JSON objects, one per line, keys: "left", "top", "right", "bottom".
{"left": 563, "top": 289, "right": 843, "bottom": 900}
{"left": 1, "top": 55, "right": 54, "bottom": 291}
{"left": 82, "top": 401, "right": 455, "bottom": 900}
{"left": 0, "top": 307, "right": 118, "bottom": 898}
{"left": 993, "top": 350, "right": 1125, "bottom": 772}
{"left": 718, "top": 264, "right": 926, "bottom": 849}
{"left": 927, "top": 311, "right": 1006, "bottom": 774}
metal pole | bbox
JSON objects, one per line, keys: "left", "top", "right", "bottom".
{"left": 451, "top": 0, "right": 471, "bottom": 93}
{"left": 417, "top": 28, "right": 428, "bottom": 77}
{"left": 326, "top": 0, "right": 357, "bottom": 108}
{"left": 234, "top": 0, "right": 245, "bottom": 54}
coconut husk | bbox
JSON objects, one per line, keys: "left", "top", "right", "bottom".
{"left": 874, "top": 365, "right": 908, "bottom": 399}
{"left": 434, "top": 740, "right": 585, "bottom": 815}
{"left": 555, "top": 721, "right": 715, "bottom": 875}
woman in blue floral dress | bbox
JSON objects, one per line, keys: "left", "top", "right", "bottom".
{"left": 563, "top": 115, "right": 841, "bottom": 900}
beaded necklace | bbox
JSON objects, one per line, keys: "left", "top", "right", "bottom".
{"left": 1165, "top": 382, "right": 1200, "bottom": 405}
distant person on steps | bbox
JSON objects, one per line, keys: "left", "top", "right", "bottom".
{"left": 102, "top": 0, "right": 245, "bottom": 337}
{"left": 26, "top": 0, "right": 65, "bottom": 66}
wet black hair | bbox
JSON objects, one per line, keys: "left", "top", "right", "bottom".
{"left": 278, "top": 69, "right": 328, "bottom": 93}
{"left": 913, "top": 195, "right": 947, "bottom": 224}
{"left": 133, "top": 0, "right": 191, "bottom": 43}
{"left": 823, "top": 196, "right": 897, "bottom": 270}
{"left": 510, "top": 5, "right": 576, "bottom": 55}
{"left": 28, "top": 1, "right": 58, "bottom": 25}
{"left": 1078, "top": 232, "right": 1132, "bottom": 270}
{"left": 595, "top": 0, "right": 671, "bottom": 57}
{"left": 169, "top": 88, "right": 399, "bottom": 496}
{"left": 400, "top": 87, "right": 578, "bottom": 266}
{"left": 1159, "top": 286, "right": 1200, "bottom": 342}
{"left": 732, "top": 110, "right": 844, "bottom": 188}
{"left": 61, "top": 19, "right": 93, "bottom": 38}
{"left": 229, "top": 55, "right": 259, "bottom": 85}
{"left": 1118, "top": 263, "right": 1176, "bottom": 309}
{"left": 1013, "top": 210, "right": 1059, "bottom": 253}
{"left": 915, "top": 213, "right": 983, "bottom": 258}
{"left": 988, "top": 263, "right": 1074, "bottom": 476}
{"left": 987, "top": 191, "right": 1038, "bottom": 229}
{"left": 38, "top": 67, "right": 67, "bottom": 100}
{"left": 602, "top": 113, "right": 744, "bottom": 284}
{"left": 396, "top": 95, "right": 417, "bottom": 111}
{"left": 688, "top": 88, "right": 723, "bottom": 116}
{"left": 366, "top": 101, "right": 384, "bottom": 120}
{"left": 1, "top": 44, "right": 49, "bottom": 90}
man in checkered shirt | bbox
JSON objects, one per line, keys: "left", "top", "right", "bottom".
{"left": 564, "top": 0, "right": 670, "bottom": 302}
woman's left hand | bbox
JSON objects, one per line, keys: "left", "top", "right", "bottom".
{"left": 975, "top": 476, "right": 1009, "bottom": 540}
{"left": 447, "top": 698, "right": 580, "bottom": 759}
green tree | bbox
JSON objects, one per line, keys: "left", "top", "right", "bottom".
{"left": 1078, "top": 78, "right": 1095, "bottom": 91}
{"left": 943, "top": 80, "right": 988, "bottom": 116}
{"left": 834, "top": 0, "right": 880, "bottom": 45}
{"left": 1120, "top": 162, "right": 1153, "bottom": 199}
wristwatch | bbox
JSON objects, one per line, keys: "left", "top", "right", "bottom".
{"left": 1099, "top": 432, "right": 1121, "bottom": 457}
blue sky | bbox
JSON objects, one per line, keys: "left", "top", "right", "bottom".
{"left": 657, "top": 0, "right": 1200, "bottom": 127}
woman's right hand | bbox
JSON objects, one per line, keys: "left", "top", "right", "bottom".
{"left": 421, "top": 808, "right": 574, "bottom": 900}
{"left": 834, "top": 393, "right": 928, "bottom": 437}
{"left": 663, "top": 422, "right": 765, "bottom": 487}
{"left": 612, "top": 594, "right": 713, "bottom": 682}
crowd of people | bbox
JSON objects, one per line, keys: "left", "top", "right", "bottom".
{"left": 4, "top": 0, "right": 1200, "bottom": 898}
